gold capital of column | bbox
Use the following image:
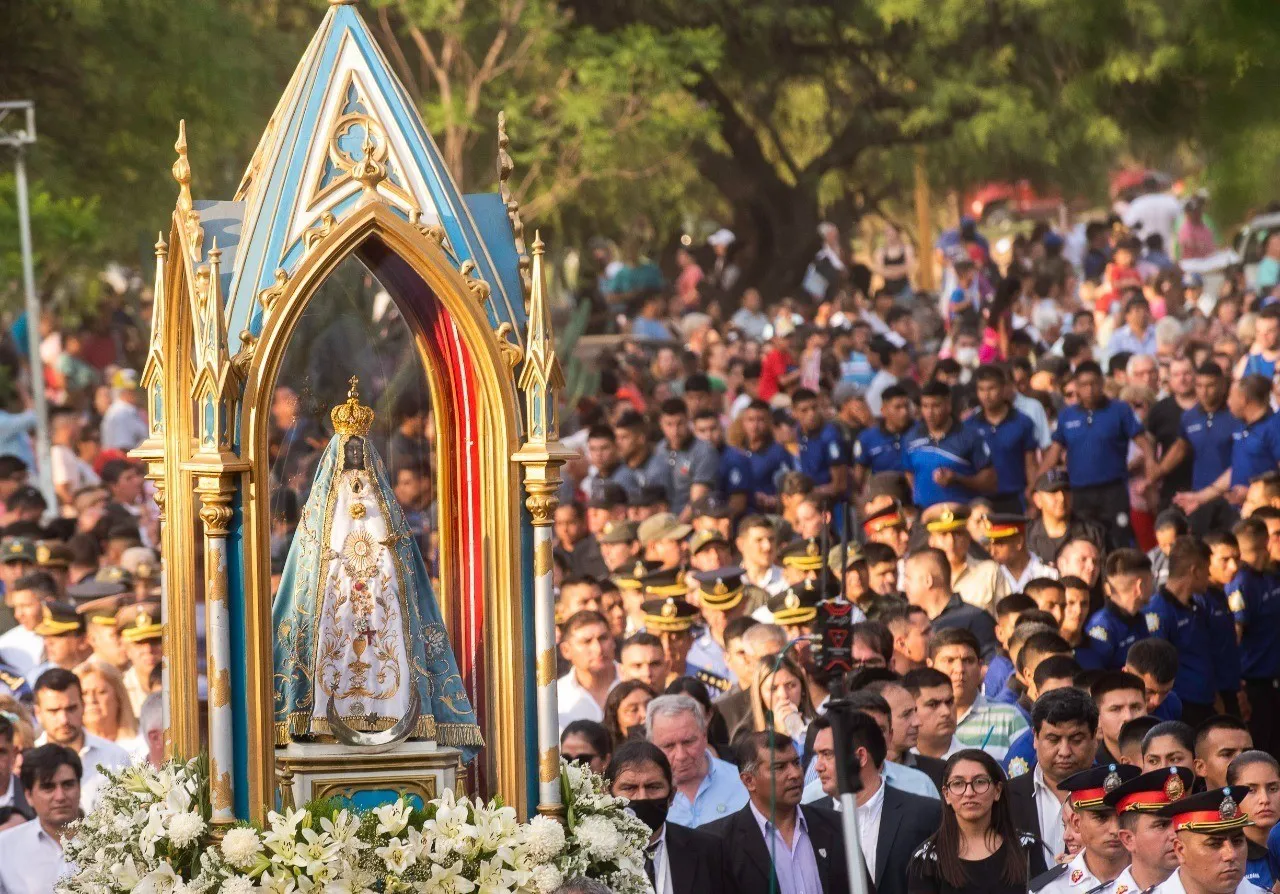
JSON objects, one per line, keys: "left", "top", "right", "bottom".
{"left": 196, "top": 481, "right": 236, "bottom": 535}
{"left": 525, "top": 487, "right": 560, "bottom": 525}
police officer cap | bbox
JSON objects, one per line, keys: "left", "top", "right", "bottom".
{"left": 689, "top": 528, "right": 730, "bottom": 555}
{"left": 779, "top": 536, "right": 826, "bottom": 571}
{"left": 921, "top": 502, "right": 970, "bottom": 533}
{"left": 1153, "top": 786, "right": 1253, "bottom": 833}
{"left": 767, "top": 575, "right": 836, "bottom": 627}
{"left": 641, "top": 597, "right": 698, "bottom": 633}
{"left": 34, "top": 601, "right": 85, "bottom": 637}
{"left": 598, "top": 520, "right": 638, "bottom": 545}
{"left": 0, "top": 537, "right": 35, "bottom": 565}
{"left": 983, "top": 513, "right": 1030, "bottom": 542}
{"left": 612, "top": 558, "right": 660, "bottom": 591}
{"left": 1104, "top": 766, "right": 1195, "bottom": 813}
{"left": 689, "top": 495, "right": 732, "bottom": 520}
{"left": 639, "top": 566, "right": 687, "bottom": 597}
{"left": 1034, "top": 469, "right": 1071, "bottom": 493}
{"left": 691, "top": 566, "right": 745, "bottom": 611}
{"left": 587, "top": 482, "right": 629, "bottom": 510}
{"left": 1059, "top": 764, "right": 1140, "bottom": 811}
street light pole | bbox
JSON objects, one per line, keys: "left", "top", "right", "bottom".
{"left": 1, "top": 102, "right": 54, "bottom": 512}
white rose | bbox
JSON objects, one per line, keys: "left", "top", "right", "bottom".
{"left": 575, "top": 815, "right": 621, "bottom": 862}
{"left": 221, "top": 827, "right": 265, "bottom": 870}
{"left": 523, "top": 815, "right": 566, "bottom": 862}
{"left": 166, "top": 811, "right": 206, "bottom": 849}
{"left": 531, "top": 865, "right": 563, "bottom": 894}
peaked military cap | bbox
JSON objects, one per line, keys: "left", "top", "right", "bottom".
{"left": 691, "top": 566, "right": 745, "bottom": 611}
{"left": 641, "top": 597, "right": 698, "bottom": 633}
{"left": 1154, "top": 786, "right": 1253, "bottom": 833}
{"left": 639, "top": 566, "right": 687, "bottom": 598}
{"left": 117, "top": 601, "right": 163, "bottom": 643}
{"left": 689, "top": 528, "right": 730, "bottom": 555}
{"left": 0, "top": 537, "right": 35, "bottom": 565}
{"left": 768, "top": 577, "right": 825, "bottom": 626}
{"left": 34, "top": 601, "right": 84, "bottom": 637}
{"left": 598, "top": 520, "right": 639, "bottom": 545}
{"left": 1060, "top": 763, "right": 1140, "bottom": 811}
{"left": 612, "top": 558, "right": 660, "bottom": 591}
{"left": 1104, "top": 766, "right": 1195, "bottom": 813}
{"left": 922, "top": 502, "right": 970, "bottom": 534}
{"left": 983, "top": 513, "right": 1030, "bottom": 542}
{"left": 780, "top": 536, "right": 826, "bottom": 571}
{"left": 862, "top": 502, "right": 906, "bottom": 536}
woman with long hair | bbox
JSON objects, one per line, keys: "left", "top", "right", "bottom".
{"left": 907, "top": 748, "right": 1046, "bottom": 894}
{"left": 745, "top": 654, "right": 815, "bottom": 749}
{"left": 602, "top": 680, "right": 654, "bottom": 745}
{"left": 75, "top": 659, "right": 139, "bottom": 748}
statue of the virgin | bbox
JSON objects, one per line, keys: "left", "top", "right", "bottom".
{"left": 273, "top": 378, "right": 481, "bottom": 757}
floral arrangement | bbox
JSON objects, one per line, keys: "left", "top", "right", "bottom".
{"left": 57, "top": 757, "right": 652, "bottom": 894}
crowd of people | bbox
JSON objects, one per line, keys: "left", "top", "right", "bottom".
{"left": 547, "top": 186, "right": 1280, "bottom": 894}
{"left": 3, "top": 174, "right": 1280, "bottom": 894}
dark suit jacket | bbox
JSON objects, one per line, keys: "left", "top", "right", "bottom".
{"left": 875, "top": 786, "right": 941, "bottom": 894}
{"left": 1006, "top": 771, "right": 1040, "bottom": 841}
{"left": 714, "top": 687, "right": 752, "bottom": 742}
{"left": 665, "top": 821, "right": 729, "bottom": 894}
{"left": 902, "top": 752, "right": 946, "bottom": 793}
{"left": 703, "top": 802, "right": 851, "bottom": 894}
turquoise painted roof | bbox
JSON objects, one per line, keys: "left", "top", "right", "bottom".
{"left": 207, "top": 3, "right": 525, "bottom": 343}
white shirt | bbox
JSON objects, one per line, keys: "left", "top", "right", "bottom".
{"left": 1123, "top": 192, "right": 1183, "bottom": 251}
{"left": 0, "top": 627, "right": 42, "bottom": 675}
{"left": 35, "top": 732, "right": 131, "bottom": 813}
{"left": 1032, "top": 764, "right": 1066, "bottom": 865}
{"left": 555, "top": 668, "right": 619, "bottom": 732}
{"left": 49, "top": 444, "right": 99, "bottom": 498}
{"left": 0, "top": 776, "right": 13, "bottom": 809}
{"left": 856, "top": 779, "right": 885, "bottom": 882}
{"left": 1014, "top": 391, "right": 1053, "bottom": 449}
{"left": 648, "top": 827, "right": 673, "bottom": 894}
{"left": 1152, "top": 868, "right": 1267, "bottom": 894}
{"left": 998, "top": 553, "right": 1059, "bottom": 594}
{"left": 0, "top": 819, "right": 67, "bottom": 894}
{"left": 865, "top": 370, "right": 900, "bottom": 417}
{"left": 100, "top": 398, "right": 148, "bottom": 452}
{"left": 1037, "top": 848, "right": 1109, "bottom": 894}
{"left": 748, "top": 566, "right": 790, "bottom": 622}
{"left": 1095, "top": 866, "right": 1165, "bottom": 894}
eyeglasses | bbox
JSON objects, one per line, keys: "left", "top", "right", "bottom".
{"left": 563, "top": 753, "right": 598, "bottom": 764}
{"left": 944, "top": 776, "right": 994, "bottom": 796}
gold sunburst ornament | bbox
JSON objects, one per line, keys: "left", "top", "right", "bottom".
{"left": 342, "top": 530, "right": 380, "bottom": 578}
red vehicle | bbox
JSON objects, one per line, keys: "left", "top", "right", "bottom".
{"left": 964, "top": 180, "right": 1066, "bottom": 224}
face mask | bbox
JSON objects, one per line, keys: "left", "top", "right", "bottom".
{"left": 955, "top": 346, "right": 979, "bottom": 368}
{"left": 628, "top": 797, "right": 670, "bottom": 832}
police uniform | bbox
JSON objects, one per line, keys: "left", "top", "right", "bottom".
{"left": 923, "top": 502, "right": 1009, "bottom": 616}
{"left": 1052, "top": 399, "right": 1144, "bottom": 549}
{"left": 686, "top": 567, "right": 746, "bottom": 691}
{"left": 1032, "top": 764, "right": 1141, "bottom": 894}
{"left": 1178, "top": 402, "right": 1241, "bottom": 535}
{"left": 779, "top": 536, "right": 828, "bottom": 579}
{"left": 797, "top": 421, "right": 850, "bottom": 489}
{"left": 1075, "top": 601, "right": 1158, "bottom": 671}
{"left": 901, "top": 420, "right": 993, "bottom": 509}
{"left": 0, "top": 657, "right": 30, "bottom": 703}
{"left": 854, "top": 422, "right": 909, "bottom": 475}
{"left": 1230, "top": 410, "right": 1280, "bottom": 489}
{"left": 1094, "top": 767, "right": 1195, "bottom": 894}
{"left": 117, "top": 601, "right": 163, "bottom": 715}
{"left": 688, "top": 528, "right": 730, "bottom": 563}
{"left": 767, "top": 577, "right": 824, "bottom": 632}
{"left": 862, "top": 502, "right": 908, "bottom": 545}
{"left": 24, "top": 602, "right": 85, "bottom": 687}
{"left": 34, "top": 541, "right": 71, "bottom": 573}
{"left": 720, "top": 441, "right": 795, "bottom": 512}
{"left": 640, "top": 593, "right": 729, "bottom": 696}
{"left": 1227, "top": 563, "right": 1280, "bottom": 755}
{"left": 1151, "top": 787, "right": 1268, "bottom": 894}
{"left": 1145, "top": 586, "right": 1220, "bottom": 720}
{"left": 964, "top": 405, "right": 1040, "bottom": 512}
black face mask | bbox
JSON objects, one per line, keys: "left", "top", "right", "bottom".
{"left": 628, "top": 797, "right": 670, "bottom": 833}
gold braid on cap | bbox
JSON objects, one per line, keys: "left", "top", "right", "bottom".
{"left": 332, "top": 376, "right": 375, "bottom": 436}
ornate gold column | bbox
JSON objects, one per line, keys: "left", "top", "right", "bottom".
{"left": 511, "top": 234, "right": 575, "bottom": 818}
{"left": 197, "top": 480, "right": 236, "bottom": 826}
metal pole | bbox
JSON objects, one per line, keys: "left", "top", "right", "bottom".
{"left": 838, "top": 792, "right": 868, "bottom": 894}
{"left": 12, "top": 147, "right": 55, "bottom": 511}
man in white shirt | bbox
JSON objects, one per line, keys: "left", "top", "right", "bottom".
{"left": 737, "top": 517, "right": 787, "bottom": 603}
{"left": 1123, "top": 182, "right": 1182, "bottom": 251}
{"left": 99, "top": 368, "right": 149, "bottom": 452}
{"left": 0, "top": 714, "right": 30, "bottom": 832}
{"left": 984, "top": 514, "right": 1059, "bottom": 594}
{"left": 555, "top": 610, "right": 619, "bottom": 731}
{"left": 32, "top": 668, "right": 130, "bottom": 813}
{"left": 48, "top": 411, "right": 98, "bottom": 510}
{"left": 806, "top": 713, "right": 939, "bottom": 894}
{"left": 0, "top": 743, "right": 81, "bottom": 894}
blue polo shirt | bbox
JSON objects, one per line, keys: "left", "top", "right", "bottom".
{"left": 1002, "top": 727, "right": 1037, "bottom": 778}
{"left": 1145, "top": 588, "right": 1217, "bottom": 705}
{"left": 1204, "top": 588, "right": 1242, "bottom": 695}
{"left": 1227, "top": 565, "right": 1280, "bottom": 679}
{"left": 797, "top": 422, "right": 850, "bottom": 487}
{"left": 1180, "top": 405, "right": 1241, "bottom": 490}
{"left": 902, "top": 422, "right": 993, "bottom": 509}
{"left": 1230, "top": 410, "right": 1280, "bottom": 487}
{"left": 1075, "top": 601, "right": 1158, "bottom": 670}
{"left": 1052, "top": 399, "right": 1144, "bottom": 488}
{"left": 854, "top": 424, "right": 909, "bottom": 474}
{"left": 719, "top": 442, "right": 795, "bottom": 506}
{"left": 964, "top": 407, "right": 1039, "bottom": 506}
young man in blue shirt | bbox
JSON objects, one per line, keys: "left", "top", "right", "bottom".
{"left": 1037, "top": 361, "right": 1156, "bottom": 550}
{"left": 1228, "top": 517, "right": 1280, "bottom": 757}
{"left": 964, "top": 365, "right": 1040, "bottom": 513}
{"left": 790, "top": 387, "right": 851, "bottom": 524}
{"left": 718, "top": 399, "right": 794, "bottom": 517}
{"left": 1176, "top": 374, "right": 1280, "bottom": 521}
{"left": 902, "top": 381, "right": 996, "bottom": 510}
{"left": 853, "top": 384, "right": 912, "bottom": 492}
{"left": 1075, "top": 548, "right": 1157, "bottom": 671}
{"left": 1151, "top": 362, "right": 1242, "bottom": 536}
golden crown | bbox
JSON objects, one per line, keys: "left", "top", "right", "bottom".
{"left": 331, "top": 376, "right": 375, "bottom": 437}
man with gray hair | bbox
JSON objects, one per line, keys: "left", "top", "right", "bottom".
{"left": 645, "top": 694, "right": 747, "bottom": 827}
{"left": 136, "top": 692, "right": 164, "bottom": 768}
{"left": 553, "top": 878, "right": 614, "bottom": 894}
{"left": 715, "top": 623, "right": 787, "bottom": 737}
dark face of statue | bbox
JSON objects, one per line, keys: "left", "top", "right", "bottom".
{"left": 344, "top": 437, "right": 366, "bottom": 470}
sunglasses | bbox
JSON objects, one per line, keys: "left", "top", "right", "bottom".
{"left": 563, "top": 753, "right": 598, "bottom": 764}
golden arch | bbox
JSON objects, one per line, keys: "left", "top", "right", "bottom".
{"left": 234, "top": 202, "right": 527, "bottom": 818}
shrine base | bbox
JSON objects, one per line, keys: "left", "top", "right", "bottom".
{"left": 274, "top": 741, "right": 464, "bottom": 811}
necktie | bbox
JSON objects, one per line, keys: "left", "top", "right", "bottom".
{"left": 645, "top": 843, "right": 658, "bottom": 888}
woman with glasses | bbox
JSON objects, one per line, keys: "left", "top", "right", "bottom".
{"left": 602, "top": 680, "right": 655, "bottom": 746}
{"left": 559, "top": 719, "right": 612, "bottom": 775}
{"left": 907, "top": 748, "right": 1046, "bottom": 894}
